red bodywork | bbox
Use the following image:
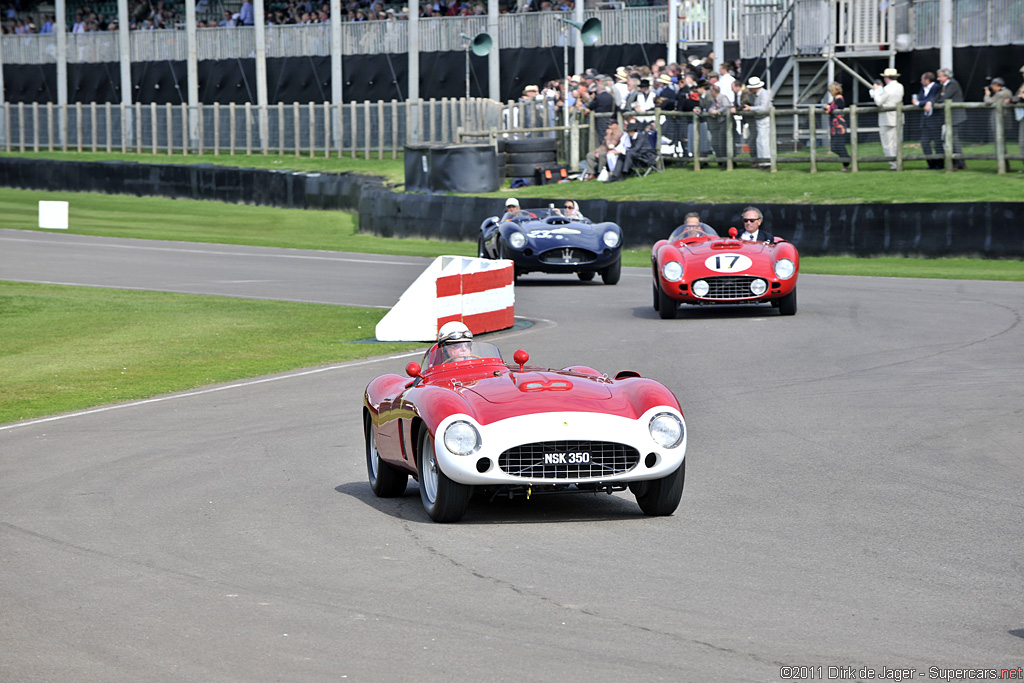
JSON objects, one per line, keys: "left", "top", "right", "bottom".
{"left": 651, "top": 230, "right": 799, "bottom": 312}
{"left": 362, "top": 349, "right": 682, "bottom": 479}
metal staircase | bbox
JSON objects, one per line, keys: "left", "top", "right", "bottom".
{"left": 743, "top": 0, "right": 897, "bottom": 150}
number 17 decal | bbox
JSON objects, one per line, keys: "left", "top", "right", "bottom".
{"left": 704, "top": 254, "right": 752, "bottom": 273}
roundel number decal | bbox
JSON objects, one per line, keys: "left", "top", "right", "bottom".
{"left": 704, "top": 254, "right": 752, "bottom": 273}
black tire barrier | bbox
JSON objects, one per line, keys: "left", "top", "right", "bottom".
{"left": 0, "top": 157, "right": 379, "bottom": 211}
{"left": 404, "top": 144, "right": 501, "bottom": 193}
{"left": 506, "top": 163, "right": 548, "bottom": 177}
{"left": 507, "top": 151, "right": 558, "bottom": 165}
{"left": 2, "top": 157, "right": 1021, "bottom": 257}
{"left": 505, "top": 138, "right": 558, "bottom": 154}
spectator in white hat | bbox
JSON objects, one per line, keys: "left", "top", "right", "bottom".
{"left": 870, "top": 67, "right": 905, "bottom": 170}
{"left": 743, "top": 76, "right": 772, "bottom": 167}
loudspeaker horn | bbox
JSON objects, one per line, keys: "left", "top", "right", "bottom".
{"left": 555, "top": 17, "right": 602, "bottom": 45}
{"left": 460, "top": 32, "right": 493, "bottom": 56}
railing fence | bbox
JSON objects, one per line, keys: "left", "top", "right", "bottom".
{"left": 0, "top": 97, "right": 504, "bottom": 156}
{"left": 3, "top": 94, "right": 1021, "bottom": 174}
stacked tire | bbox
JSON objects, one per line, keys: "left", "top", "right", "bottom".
{"left": 504, "top": 137, "right": 558, "bottom": 181}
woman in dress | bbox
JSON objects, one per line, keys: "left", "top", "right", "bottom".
{"left": 826, "top": 82, "right": 850, "bottom": 171}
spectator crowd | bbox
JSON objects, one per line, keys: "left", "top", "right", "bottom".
{"left": 2, "top": 0, "right": 582, "bottom": 33}
{"left": 514, "top": 55, "right": 1024, "bottom": 177}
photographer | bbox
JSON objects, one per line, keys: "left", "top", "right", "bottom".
{"left": 984, "top": 76, "right": 1013, "bottom": 170}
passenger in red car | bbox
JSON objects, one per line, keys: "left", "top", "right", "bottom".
{"left": 739, "top": 206, "right": 774, "bottom": 243}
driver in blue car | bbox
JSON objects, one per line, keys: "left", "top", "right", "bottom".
{"left": 504, "top": 197, "right": 521, "bottom": 218}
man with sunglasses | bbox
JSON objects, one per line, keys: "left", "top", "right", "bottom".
{"left": 739, "top": 207, "right": 773, "bottom": 243}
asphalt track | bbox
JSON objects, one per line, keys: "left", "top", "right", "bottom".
{"left": 2, "top": 227, "right": 1023, "bottom": 681}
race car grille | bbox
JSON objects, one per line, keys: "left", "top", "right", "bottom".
{"left": 539, "top": 248, "right": 597, "bottom": 265}
{"left": 697, "top": 276, "right": 765, "bottom": 299}
{"left": 498, "top": 441, "right": 640, "bottom": 479}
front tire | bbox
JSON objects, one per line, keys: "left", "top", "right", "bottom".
{"left": 632, "top": 461, "right": 685, "bottom": 516}
{"left": 657, "top": 283, "right": 678, "bottom": 319}
{"left": 417, "top": 428, "right": 471, "bottom": 523}
{"left": 601, "top": 256, "right": 622, "bottom": 285}
{"left": 652, "top": 281, "right": 660, "bottom": 311}
{"left": 777, "top": 286, "right": 797, "bottom": 316}
{"left": 365, "top": 415, "right": 408, "bottom": 497}
{"left": 477, "top": 237, "right": 487, "bottom": 259}
{"left": 577, "top": 271, "right": 596, "bottom": 282}
{"left": 499, "top": 242, "right": 519, "bottom": 281}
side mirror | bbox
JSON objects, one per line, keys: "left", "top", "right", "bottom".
{"left": 405, "top": 362, "right": 422, "bottom": 378}
{"left": 513, "top": 349, "right": 529, "bottom": 371}
{"left": 728, "top": 227, "right": 738, "bottom": 238}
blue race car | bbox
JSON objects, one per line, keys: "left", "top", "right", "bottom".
{"left": 477, "top": 205, "right": 623, "bottom": 284}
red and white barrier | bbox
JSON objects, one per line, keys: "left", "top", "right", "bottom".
{"left": 375, "top": 256, "right": 515, "bottom": 342}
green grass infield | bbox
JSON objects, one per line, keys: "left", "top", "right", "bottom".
{"left": 1, "top": 159, "right": 1021, "bottom": 425}
{"left": 0, "top": 282, "right": 424, "bottom": 426}
{"left": 4, "top": 150, "right": 1024, "bottom": 204}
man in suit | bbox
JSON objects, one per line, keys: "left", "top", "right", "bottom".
{"left": 870, "top": 67, "right": 905, "bottom": 170}
{"left": 931, "top": 68, "right": 967, "bottom": 170}
{"left": 707, "top": 84, "right": 732, "bottom": 167}
{"left": 1013, "top": 65, "right": 1024, "bottom": 170}
{"left": 984, "top": 77, "right": 1014, "bottom": 171}
{"left": 587, "top": 78, "right": 617, "bottom": 144}
{"left": 914, "top": 72, "right": 943, "bottom": 169}
{"left": 611, "top": 121, "right": 657, "bottom": 180}
{"left": 739, "top": 207, "right": 774, "bottom": 243}
{"left": 743, "top": 77, "right": 772, "bottom": 167}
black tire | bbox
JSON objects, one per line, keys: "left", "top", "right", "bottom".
{"left": 652, "top": 281, "right": 660, "bottom": 311}
{"left": 477, "top": 237, "right": 488, "bottom": 259}
{"left": 658, "top": 283, "right": 678, "bottom": 319}
{"left": 601, "top": 256, "right": 622, "bottom": 285}
{"left": 506, "top": 163, "right": 544, "bottom": 177}
{"left": 633, "top": 461, "right": 685, "bottom": 516}
{"left": 506, "top": 137, "right": 558, "bottom": 153}
{"left": 577, "top": 271, "right": 596, "bottom": 282}
{"left": 365, "top": 415, "right": 408, "bottom": 498}
{"left": 417, "top": 428, "right": 471, "bottom": 523}
{"left": 507, "top": 151, "right": 558, "bottom": 165}
{"left": 499, "top": 242, "right": 518, "bottom": 280}
{"left": 778, "top": 286, "right": 797, "bottom": 316}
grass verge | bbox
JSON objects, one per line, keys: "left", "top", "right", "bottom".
{"left": 0, "top": 282, "right": 425, "bottom": 425}
{"left": 0, "top": 188, "right": 461, "bottom": 256}
{"left": 622, "top": 251, "right": 1024, "bottom": 279}
{"left": 4, "top": 187, "right": 1022, "bottom": 279}
{"left": 4, "top": 150, "right": 1024, "bottom": 204}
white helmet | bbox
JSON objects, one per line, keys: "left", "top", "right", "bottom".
{"left": 437, "top": 321, "right": 473, "bottom": 345}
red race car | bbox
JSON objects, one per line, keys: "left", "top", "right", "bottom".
{"left": 651, "top": 222, "right": 799, "bottom": 319}
{"left": 362, "top": 322, "right": 688, "bottom": 522}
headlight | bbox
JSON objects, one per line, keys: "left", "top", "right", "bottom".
{"left": 649, "top": 413, "right": 684, "bottom": 449}
{"left": 508, "top": 232, "right": 526, "bottom": 249}
{"left": 692, "top": 280, "right": 709, "bottom": 297}
{"left": 750, "top": 279, "right": 768, "bottom": 295}
{"left": 662, "top": 261, "right": 683, "bottom": 282}
{"left": 443, "top": 421, "right": 480, "bottom": 455}
{"left": 603, "top": 230, "right": 620, "bottom": 248}
{"left": 774, "top": 258, "right": 795, "bottom": 280}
